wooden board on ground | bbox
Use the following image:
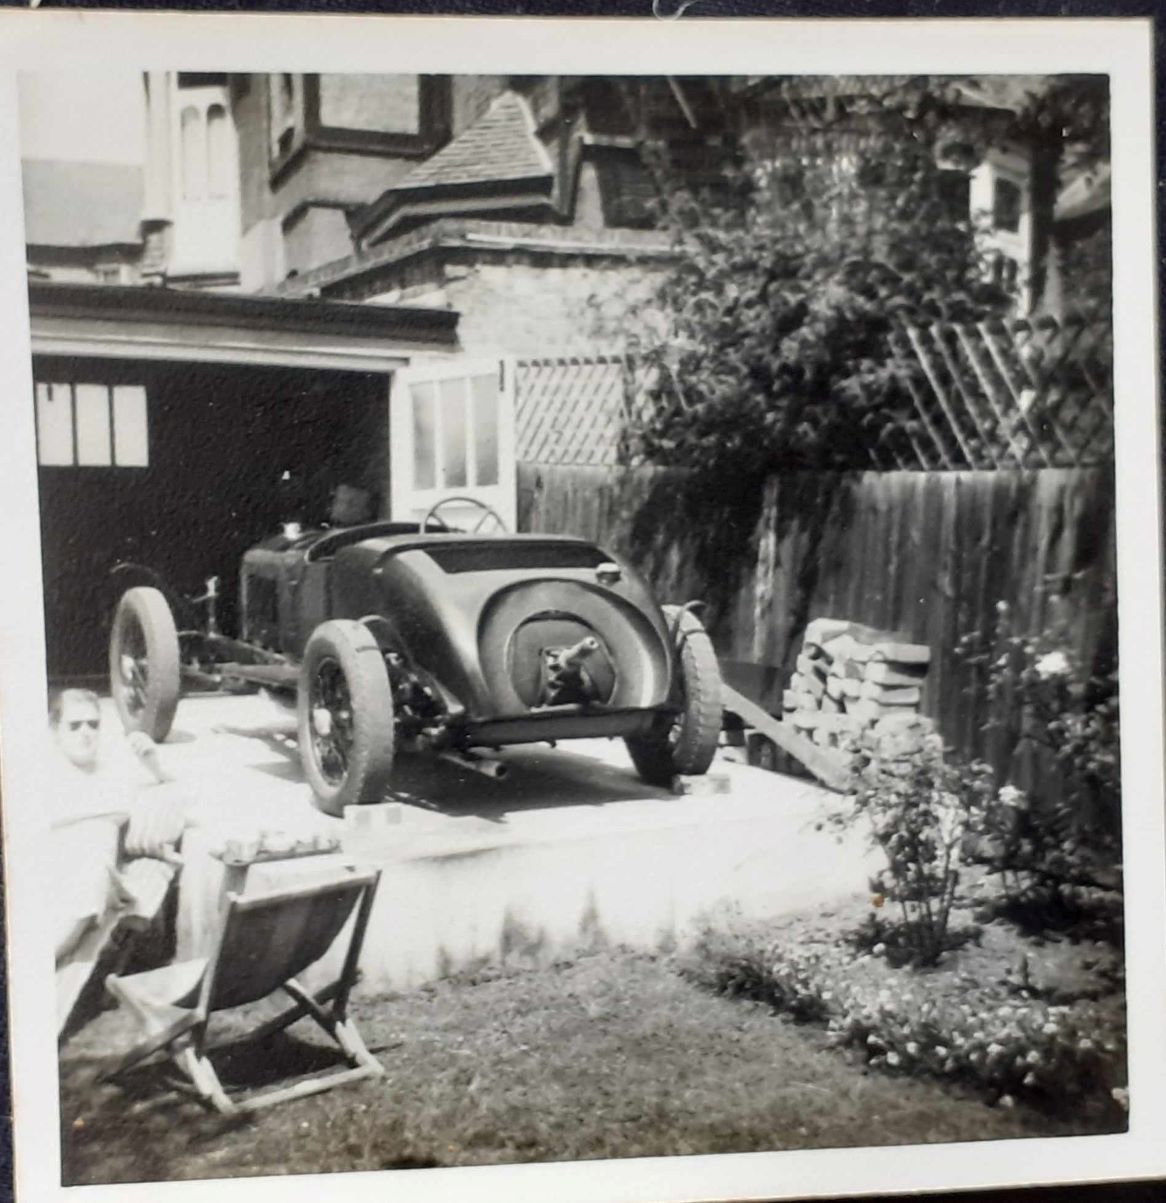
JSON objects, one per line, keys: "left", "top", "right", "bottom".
{"left": 671, "top": 772, "right": 732, "bottom": 797}
{"left": 722, "top": 684, "right": 853, "bottom": 793}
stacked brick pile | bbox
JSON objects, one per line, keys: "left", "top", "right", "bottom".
{"left": 783, "top": 618, "right": 935, "bottom": 761}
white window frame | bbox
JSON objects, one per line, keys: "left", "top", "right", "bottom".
{"left": 389, "top": 357, "right": 516, "bottom": 530}
{"left": 34, "top": 382, "right": 149, "bottom": 469}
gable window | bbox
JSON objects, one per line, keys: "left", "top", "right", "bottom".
{"left": 207, "top": 104, "right": 231, "bottom": 198}
{"left": 181, "top": 105, "right": 206, "bottom": 201}
{"left": 35, "top": 383, "right": 149, "bottom": 468}
{"left": 993, "top": 176, "right": 1023, "bottom": 233}
{"left": 269, "top": 75, "right": 450, "bottom": 183}
{"left": 269, "top": 72, "right": 303, "bottom": 161}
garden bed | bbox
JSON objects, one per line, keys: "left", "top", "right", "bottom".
{"left": 682, "top": 874, "right": 1126, "bottom": 1125}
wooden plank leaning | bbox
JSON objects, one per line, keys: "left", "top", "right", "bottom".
{"left": 722, "top": 683, "right": 854, "bottom": 793}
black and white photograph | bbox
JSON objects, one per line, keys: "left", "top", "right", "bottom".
{"left": 0, "top": 12, "right": 1161, "bottom": 1203}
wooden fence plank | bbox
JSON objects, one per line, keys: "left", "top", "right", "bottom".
{"left": 518, "top": 463, "right": 1116, "bottom": 784}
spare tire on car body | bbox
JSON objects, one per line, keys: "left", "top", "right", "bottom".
{"left": 109, "top": 585, "right": 181, "bottom": 743}
{"left": 298, "top": 619, "right": 396, "bottom": 817}
{"left": 624, "top": 605, "right": 723, "bottom": 787}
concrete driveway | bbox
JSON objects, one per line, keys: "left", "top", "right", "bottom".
{"left": 114, "top": 692, "right": 880, "bottom": 993}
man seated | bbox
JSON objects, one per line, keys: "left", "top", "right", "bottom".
{"left": 49, "top": 688, "right": 192, "bottom": 1037}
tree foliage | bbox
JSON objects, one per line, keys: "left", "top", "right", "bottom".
{"left": 626, "top": 74, "right": 1109, "bottom": 480}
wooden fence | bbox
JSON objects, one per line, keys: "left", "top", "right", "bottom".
{"left": 518, "top": 462, "right": 1116, "bottom": 778}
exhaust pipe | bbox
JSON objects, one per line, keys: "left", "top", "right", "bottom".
{"left": 438, "top": 749, "right": 509, "bottom": 780}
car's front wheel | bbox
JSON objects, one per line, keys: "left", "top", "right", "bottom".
{"left": 109, "top": 586, "right": 181, "bottom": 742}
{"left": 298, "top": 620, "right": 396, "bottom": 816}
{"left": 625, "top": 605, "right": 723, "bottom": 787}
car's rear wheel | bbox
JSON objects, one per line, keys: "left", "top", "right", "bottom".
{"left": 625, "top": 605, "right": 723, "bottom": 787}
{"left": 109, "top": 586, "right": 181, "bottom": 742}
{"left": 298, "top": 620, "right": 395, "bottom": 816}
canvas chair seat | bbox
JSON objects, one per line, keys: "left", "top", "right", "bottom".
{"left": 103, "top": 864, "right": 383, "bottom": 1115}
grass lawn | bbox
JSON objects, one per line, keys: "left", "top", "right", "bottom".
{"left": 60, "top": 938, "right": 1106, "bottom": 1186}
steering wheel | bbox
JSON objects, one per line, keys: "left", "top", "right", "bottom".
{"left": 420, "top": 496, "right": 509, "bottom": 535}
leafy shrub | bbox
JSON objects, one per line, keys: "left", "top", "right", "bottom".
{"left": 833, "top": 734, "right": 995, "bottom": 967}
{"left": 956, "top": 597, "right": 1121, "bottom": 931}
{"left": 680, "top": 924, "right": 829, "bottom": 1023}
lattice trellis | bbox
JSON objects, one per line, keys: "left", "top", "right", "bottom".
{"left": 515, "top": 319, "right": 1114, "bottom": 471}
{"left": 884, "top": 318, "right": 1114, "bottom": 470}
{"left": 515, "top": 354, "right": 634, "bottom": 467}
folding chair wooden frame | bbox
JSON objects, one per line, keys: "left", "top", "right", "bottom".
{"left": 103, "top": 865, "right": 384, "bottom": 1114}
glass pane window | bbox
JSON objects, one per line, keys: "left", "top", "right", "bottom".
{"left": 35, "top": 383, "right": 73, "bottom": 466}
{"left": 75, "top": 384, "right": 112, "bottom": 466}
{"left": 470, "top": 373, "right": 499, "bottom": 487}
{"left": 207, "top": 104, "right": 231, "bottom": 199}
{"left": 181, "top": 106, "right": 206, "bottom": 201}
{"left": 112, "top": 386, "right": 149, "bottom": 467}
{"left": 439, "top": 378, "right": 468, "bottom": 489}
{"left": 34, "top": 382, "right": 149, "bottom": 468}
{"left": 411, "top": 380, "right": 437, "bottom": 490}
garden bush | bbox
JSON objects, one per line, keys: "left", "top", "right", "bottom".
{"left": 831, "top": 730, "right": 995, "bottom": 967}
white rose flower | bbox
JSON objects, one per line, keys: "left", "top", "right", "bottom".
{"left": 1034, "top": 650, "right": 1070, "bottom": 679}
{"left": 998, "top": 784, "right": 1026, "bottom": 808}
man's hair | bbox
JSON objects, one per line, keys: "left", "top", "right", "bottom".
{"left": 48, "top": 687, "right": 101, "bottom": 728}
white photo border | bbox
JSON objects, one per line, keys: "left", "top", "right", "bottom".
{"left": 0, "top": 12, "right": 1160, "bottom": 1203}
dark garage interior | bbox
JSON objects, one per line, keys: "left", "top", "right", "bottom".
{"left": 35, "top": 356, "right": 389, "bottom": 679}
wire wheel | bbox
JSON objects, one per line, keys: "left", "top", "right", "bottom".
{"left": 108, "top": 586, "right": 180, "bottom": 742}
{"left": 297, "top": 620, "right": 395, "bottom": 816}
{"left": 309, "top": 657, "right": 354, "bottom": 787}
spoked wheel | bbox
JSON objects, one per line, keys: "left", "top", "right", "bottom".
{"left": 419, "top": 495, "right": 508, "bottom": 535}
{"left": 109, "top": 586, "right": 181, "bottom": 742}
{"left": 297, "top": 620, "right": 395, "bottom": 817}
{"left": 625, "top": 605, "right": 723, "bottom": 787}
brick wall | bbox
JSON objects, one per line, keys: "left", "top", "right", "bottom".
{"left": 305, "top": 219, "right": 674, "bottom": 357}
{"left": 438, "top": 256, "right": 667, "bottom": 355}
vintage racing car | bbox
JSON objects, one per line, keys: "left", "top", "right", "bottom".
{"left": 108, "top": 497, "right": 724, "bottom": 815}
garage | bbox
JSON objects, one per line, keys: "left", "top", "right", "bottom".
{"left": 29, "top": 282, "right": 462, "bottom": 679}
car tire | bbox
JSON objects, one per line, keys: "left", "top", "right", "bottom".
{"left": 625, "top": 605, "right": 723, "bottom": 787}
{"left": 298, "top": 619, "right": 395, "bottom": 817}
{"left": 109, "top": 586, "right": 181, "bottom": 742}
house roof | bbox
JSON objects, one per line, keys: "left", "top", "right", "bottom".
{"left": 28, "top": 280, "right": 459, "bottom": 371}
{"left": 387, "top": 91, "right": 553, "bottom": 193}
{"left": 22, "top": 159, "right": 144, "bottom": 248}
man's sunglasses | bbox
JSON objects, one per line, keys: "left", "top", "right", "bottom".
{"left": 66, "top": 719, "right": 100, "bottom": 732}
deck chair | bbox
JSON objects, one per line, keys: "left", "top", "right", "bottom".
{"left": 103, "top": 865, "right": 383, "bottom": 1114}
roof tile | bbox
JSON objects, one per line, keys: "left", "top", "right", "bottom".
{"left": 390, "top": 91, "right": 552, "bottom": 192}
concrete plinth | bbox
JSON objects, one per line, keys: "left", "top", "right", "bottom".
{"left": 102, "top": 694, "right": 879, "bottom": 996}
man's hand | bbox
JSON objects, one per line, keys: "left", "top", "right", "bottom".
{"left": 127, "top": 730, "right": 173, "bottom": 784}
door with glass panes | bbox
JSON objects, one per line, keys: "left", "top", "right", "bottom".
{"left": 389, "top": 358, "right": 516, "bottom": 530}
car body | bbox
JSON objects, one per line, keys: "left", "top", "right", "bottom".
{"left": 109, "top": 504, "right": 723, "bottom": 814}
